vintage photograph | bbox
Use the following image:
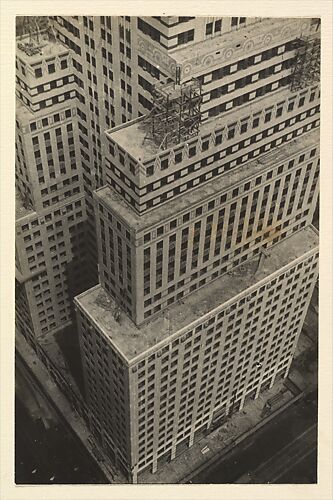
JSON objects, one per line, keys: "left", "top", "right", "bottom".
{"left": 14, "top": 15, "right": 320, "bottom": 485}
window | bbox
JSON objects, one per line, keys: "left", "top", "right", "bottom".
{"left": 215, "top": 19, "right": 222, "bottom": 32}
{"left": 206, "top": 22, "right": 213, "bottom": 35}
{"left": 48, "top": 63, "right": 55, "bottom": 74}
{"left": 178, "top": 29, "right": 194, "bottom": 46}
{"left": 161, "top": 158, "right": 168, "bottom": 170}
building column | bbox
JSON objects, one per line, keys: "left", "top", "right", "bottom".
{"left": 269, "top": 373, "right": 276, "bottom": 389}
{"left": 225, "top": 402, "right": 232, "bottom": 416}
{"left": 207, "top": 415, "right": 213, "bottom": 429}
{"left": 284, "top": 359, "right": 292, "bottom": 378}
{"left": 171, "top": 439, "right": 177, "bottom": 460}
{"left": 131, "top": 467, "right": 138, "bottom": 484}
{"left": 255, "top": 382, "right": 261, "bottom": 399}
{"left": 189, "top": 431, "right": 195, "bottom": 447}
{"left": 239, "top": 395, "right": 246, "bottom": 410}
{"left": 152, "top": 457, "right": 158, "bottom": 474}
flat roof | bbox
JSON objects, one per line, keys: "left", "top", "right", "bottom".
{"left": 107, "top": 85, "right": 302, "bottom": 163}
{"left": 16, "top": 33, "right": 68, "bottom": 66}
{"left": 16, "top": 97, "right": 34, "bottom": 122}
{"left": 96, "top": 128, "right": 319, "bottom": 233}
{"left": 75, "top": 226, "right": 318, "bottom": 363}
{"left": 15, "top": 190, "right": 35, "bottom": 220}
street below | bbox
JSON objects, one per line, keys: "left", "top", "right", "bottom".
{"left": 191, "top": 390, "right": 317, "bottom": 484}
{"left": 15, "top": 355, "right": 108, "bottom": 484}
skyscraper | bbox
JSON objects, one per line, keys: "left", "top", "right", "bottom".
{"left": 15, "top": 16, "right": 320, "bottom": 483}
{"left": 73, "top": 17, "right": 320, "bottom": 482}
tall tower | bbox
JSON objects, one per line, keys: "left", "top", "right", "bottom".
{"left": 15, "top": 22, "right": 97, "bottom": 352}
{"left": 74, "top": 17, "right": 320, "bottom": 482}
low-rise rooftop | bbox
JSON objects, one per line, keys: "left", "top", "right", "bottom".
{"left": 96, "top": 128, "right": 319, "bottom": 233}
{"left": 16, "top": 32, "right": 68, "bottom": 66}
{"left": 75, "top": 226, "right": 318, "bottom": 364}
{"left": 15, "top": 189, "right": 35, "bottom": 220}
{"left": 16, "top": 96, "right": 34, "bottom": 122}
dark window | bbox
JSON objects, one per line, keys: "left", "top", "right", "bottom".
{"left": 178, "top": 29, "right": 194, "bottom": 46}
{"left": 206, "top": 22, "right": 213, "bottom": 35}
{"left": 215, "top": 19, "right": 222, "bottom": 32}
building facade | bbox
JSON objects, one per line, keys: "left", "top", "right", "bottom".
{"left": 76, "top": 227, "right": 318, "bottom": 481}
{"left": 15, "top": 30, "right": 95, "bottom": 349}
{"left": 72, "top": 16, "right": 320, "bottom": 482}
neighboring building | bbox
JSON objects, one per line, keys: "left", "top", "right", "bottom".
{"left": 73, "top": 16, "right": 320, "bottom": 482}
{"left": 15, "top": 30, "right": 95, "bottom": 350}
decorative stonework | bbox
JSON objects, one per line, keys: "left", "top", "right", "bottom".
{"left": 145, "top": 84, "right": 319, "bottom": 176}
{"left": 137, "top": 34, "right": 178, "bottom": 79}
{"left": 176, "top": 18, "right": 317, "bottom": 81}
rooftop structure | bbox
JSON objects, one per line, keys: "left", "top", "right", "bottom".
{"left": 290, "top": 34, "right": 321, "bottom": 91}
{"left": 142, "top": 79, "right": 202, "bottom": 150}
{"left": 16, "top": 30, "right": 67, "bottom": 66}
{"left": 75, "top": 226, "right": 318, "bottom": 363}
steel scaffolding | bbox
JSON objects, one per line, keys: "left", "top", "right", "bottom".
{"left": 290, "top": 35, "right": 320, "bottom": 92}
{"left": 143, "top": 79, "right": 202, "bottom": 150}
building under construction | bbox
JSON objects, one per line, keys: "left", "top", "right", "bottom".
{"left": 143, "top": 78, "right": 202, "bottom": 150}
{"left": 290, "top": 34, "right": 320, "bottom": 91}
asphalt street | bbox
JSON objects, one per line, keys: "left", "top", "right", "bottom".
{"left": 191, "top": 390, "right": 317, "bottom": 484}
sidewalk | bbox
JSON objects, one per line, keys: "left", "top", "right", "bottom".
{"left": 15, "top": 333, "right": 126, "bottom": 484}
{"left": 140, "top": 377, "right": 301, "bottom": 484}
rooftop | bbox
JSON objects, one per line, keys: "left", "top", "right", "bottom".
{"left": 16, "top": 96, "right": 34, "bottom": 122}
{"left": 96, "top": 128, "right": 319, "bottom": 232}
{"left": 107, "top": 85, "right": 307, "bottom": 163}
{"left": 16, "top": 32, "right": 68, "bottom": 66}
{"left": 75, "top": 226, "right": 318, "bottom": 364}
{"left": 15, "top": 189, "right": 35, "bottom": 220}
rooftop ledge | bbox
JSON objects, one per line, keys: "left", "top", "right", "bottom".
{"left": 96, "top": 128, "right": 319, "bottom": 233}
{"left": 75, "top": 226, "right": 318, "bottom": 365}
{"left": 106, "top": 83, "right": 319, "bottom": 164}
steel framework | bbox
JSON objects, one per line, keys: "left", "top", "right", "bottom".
{"left": 290, "top": 35, "right": 320, "bottom": 92}
{"left": 143, "top": 79, "right": 202, "bottom": 151}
